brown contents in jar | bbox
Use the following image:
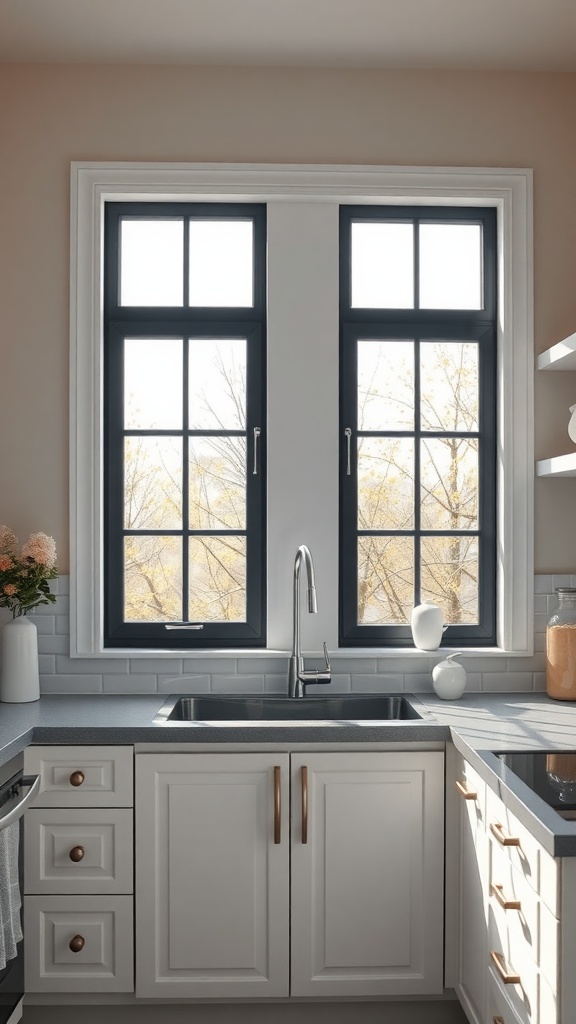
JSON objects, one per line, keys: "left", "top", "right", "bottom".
{"left": 546, "top": 624, "right": 576, "bottom": 700}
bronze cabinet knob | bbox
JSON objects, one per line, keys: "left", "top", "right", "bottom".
{"left": 69, "top": 935, "right": 85, "bottom": 953}
{"left": 69, "top": 771, "right": 85, "bottom": 788}
{"left": 69, "top": 845, "right": 85, "bottom": 863}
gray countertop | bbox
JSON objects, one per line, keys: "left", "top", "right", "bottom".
{"left": 5, "top": 690, "right": 576, "bottom": 856}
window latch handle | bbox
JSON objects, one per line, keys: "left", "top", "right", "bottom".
{"left": 345, "top": 427, "right": 352, "bottom": 476}
{"left": 253, "top": 427, "right": 261, "bottom": 475}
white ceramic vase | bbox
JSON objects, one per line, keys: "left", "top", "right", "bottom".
{"left": 410, "top": 602, "right": 446, "bottom": 651}
{"left": 569, "top": 405, "right": 576, "bottom": 445}
{"left": 0, "top": 615, "right": 40, "bottom": 703}
{"left": 432, "top": 652, "right": 467, "bottom": 700}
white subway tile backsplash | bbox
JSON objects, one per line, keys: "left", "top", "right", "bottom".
{"left": 32, "top": 573, "right": 558, "bottom": 697}
{"left": 238, "top": 658, "right": 286, "bottom": 675}
{"left": 182, "top": 658, "right": 237, "bottom": 675}
{"left": 103, "top": 674, "right": 158, "bottom": 693}
{"left": 56, "top": 655, "right": 127, "bottom": 675}
{"left": 129, "top": 658, "right": 182, "bottom": 675}
{"left": 41, "top": 675, "right": 103, "bottom": 693}
{"left": 211, "top": 675, "right": 265, "bottom": 693}
{"left": 535, "top": 576, "right": 553, "bottom": 593}
{"left": 158, "top": 675, "right": 210, "bottom": 693}
{"left": 351, "top": 674, "right": 403, "bottom": 693}
{"left": 481, "top": 672, "right": 533, "bottom": 692}
{"left": 34, "top": 616, "right": 55, "bottom": 635}
{"left": 335, "top": 658, "right": 377, "bottom": 674}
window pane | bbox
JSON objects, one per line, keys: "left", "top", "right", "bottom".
{"left": 358, "top": 536, "right": 414, "bottom": 624}
{"left": 189, "top": 536, "right": 246, "bottom": 622}
{"left": 421, "top": 438, "right": 478, "bottom": 530}
{"left": 189, "top": 221, "right": 253, "bottom": 307}
{"left": 351, "top": 223, "right": 413, "bottom": 308}
{"left": 358, "top": 438, "right": 414, "bottom": 530}
{"left": 124, "top": 338, "right": 182, "bottom": 429}
{"left": 419, "top": 223, "right": 482, "bottom": 309}
{"left": 124, "top": 536, "right": 182, "bottom": 622}
{"left": 124, "top": 437, "right": 182, "bottom": 530}
{"left": 120, "top": 220, "right": 183, "bottom": 306}
{"left": 358, "top": 341, "right": 414, "bottom": 430}
{"left": 189, "top": 438, "right": 246, "bottom": 530}
{"left": 189, "top": 339, "right": 246, "bottom": 430}
{"left": 421, "top": 536, "right": 478, "bottom": 624}
{"left": 420, "top": 342, "right": 479, "bottom": 432}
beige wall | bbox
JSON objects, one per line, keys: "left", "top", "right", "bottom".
{"left": 1, "top": 64, "right": 575, "bottom": 572}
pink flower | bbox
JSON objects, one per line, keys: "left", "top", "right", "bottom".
{"left": 0, "top": 526, "right": 17, "bottom": 555}
{"left": 0, "top": 556, "right": 13, "bottom": 571}
{"left": 21, "top": 532, "right": 57, "bottom": 569}
{"left": 3, "top": 584, "right": 17, "bottom": 596}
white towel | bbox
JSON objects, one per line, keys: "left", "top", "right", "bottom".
{"left": 0, "top": 821, "right": 22, "bottom": 970}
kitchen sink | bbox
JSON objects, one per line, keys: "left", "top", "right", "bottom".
{"left": 154, "top": 693, "right": 429, "bottom": 724}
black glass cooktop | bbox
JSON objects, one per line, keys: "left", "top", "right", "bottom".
{"left": 496, "top": 751, "right": 576, "bottom": 820}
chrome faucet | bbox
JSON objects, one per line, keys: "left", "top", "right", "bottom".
{"left": 288, "top": 545, "right": 331, "bottom": 698}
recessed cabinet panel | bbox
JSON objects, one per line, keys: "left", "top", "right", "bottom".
{"left": 25, "top": 808, "right": 133, "bottom": 894}
{"left": 135, "top": 753, "right": 290, "bottom": 999}
{"left": 290, "top": 751, "right": 444, "bottom": 998}
{"left": 24, "top": 895, "right": 133, "bottom": 993}
{"left": 24, "top": 746, "right": 133, "bottom": 807}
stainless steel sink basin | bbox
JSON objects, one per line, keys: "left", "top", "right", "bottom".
{"left": 154, "top": 693, "right": 429, "bottom": 724}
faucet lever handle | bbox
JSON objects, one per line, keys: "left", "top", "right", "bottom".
{"left": 322, "top": 641, "right": 331, "bottom": 672}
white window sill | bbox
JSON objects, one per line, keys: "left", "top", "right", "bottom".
{"left": 72, "top": 645, "right": 532, "bottom": 659}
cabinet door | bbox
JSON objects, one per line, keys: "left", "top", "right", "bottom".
{"left": 455, "top": 757, "right": 488, "bottom": 1024}
{"left": 135, "top": 753, "right": 290, "bottom": 998}
{"left": 290, "top": 750, "right": 444, "bottom": 997}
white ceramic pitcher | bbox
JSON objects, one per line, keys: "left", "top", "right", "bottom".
{"left": 410, "top": 602, "right": 446, "bottom": 651}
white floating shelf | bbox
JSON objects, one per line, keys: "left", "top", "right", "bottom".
{"left": 538, "top": 331, "right": 576, "bottom": 371}
{"left": 537, "top": 453, "right": 576, "bottom": 477}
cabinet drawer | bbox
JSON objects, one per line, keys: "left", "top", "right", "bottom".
{"left": 455, "top": 758, "right": 486, "bottom": 827}
{"left": 488, "top": 968, "right": 531, "bottom": 1024}
{"left": 24, "top": 746, "right": 133, "bottom": 807}
{"left": 488, "top": 960, "right": 537, "bottom": 1024}
{"left": 489, "top": 844, "right": 539, "bottom": 968}
{"left": 486, "top": 790, "right": 540, "bottom": 897}
{"left": 24, "top": 895, "right": 134, "bottom": 992}
{"left": 25, "top": 808, "right": 133, "bottom": 894}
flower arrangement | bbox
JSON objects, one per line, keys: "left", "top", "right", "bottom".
{"left": 0, "top": 525, "right": 58, "bottom": 618}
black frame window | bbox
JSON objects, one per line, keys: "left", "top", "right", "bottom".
{"left": 103, "top": 202, "right": 266, "bottom": 649}
{"left": 339, "top": 206, "right": 497, "bottom": 647}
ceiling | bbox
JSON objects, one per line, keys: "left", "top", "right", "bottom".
{"left": 1, "top": 0, "right": 576, "bottom": 71}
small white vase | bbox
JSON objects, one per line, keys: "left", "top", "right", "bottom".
{"left": 0, "top": 615, "right": 40, "bottom": 703}
{"left": 569, "top": 405, "right": 576, "bottom": 445}
{"left": 410, "top": 602, "right": 446, "bottom": 651}
{"left": 432, "top": 652, "right": 467, "bottom": 700}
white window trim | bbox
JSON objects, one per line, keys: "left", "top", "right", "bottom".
{"left": 70, "top": 162, "right": 533, "bottom": 658}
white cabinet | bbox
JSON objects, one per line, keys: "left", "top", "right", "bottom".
{"left": 455, "top": 756, "right": 488, "bottom": 1024}
{"left": 135, "top": 749, "right": 444, "bottom": 1000}
{"left": 454, "top": 751, "right": 576, "bottom": 1024}
{"left": 23, "top": 745, "right": 134, "bottom": 993}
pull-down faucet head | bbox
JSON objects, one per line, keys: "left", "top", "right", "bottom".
{"left": 289, "top": 545, "right": 331, "bottom": 698}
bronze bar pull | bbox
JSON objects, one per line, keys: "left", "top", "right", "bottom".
{"left": 455, "top": 779, "right": 478, "bottom": 800}
{"left": 493, "top": 1017, "right": 505, "bottom": 1024}
{"left": 301, "top": 765, "right": 308, "bottom": 845}
{"left": 69, "top": 845, "right": 85, "bottom": 863}
{"left": 490, "top": 883, "right": 521, "bottom": 911}
{"left": 69, "top": 935, "right": 85, "bottom": 953}
{"left": 273, "top": 766, "right": 281, "bottom": 844}
{"left": 69, "top": 771, "right": 85, "bottom": 788}
{"left": 490, "top": 822, "right": 521, "bottom": 847}
{"left": 490, "top": 950, "right": 521, "bottom": 985}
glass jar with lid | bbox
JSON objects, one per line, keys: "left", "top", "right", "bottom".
{"left": 546, "top": 588, "right": 576, "bottom": 700}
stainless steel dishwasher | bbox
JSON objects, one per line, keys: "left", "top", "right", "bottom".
{"left": 0, "top": 755, "right": 40, "bottom": 1024}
